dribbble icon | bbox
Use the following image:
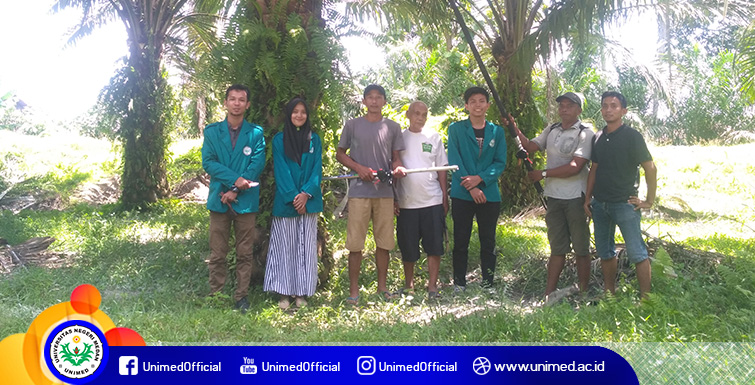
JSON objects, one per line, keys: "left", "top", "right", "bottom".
{"left": 119, "top": 356, "right": 139, "bottom": 375}
{"left": 357, "top": 356, "right": 376, "bottom": 375}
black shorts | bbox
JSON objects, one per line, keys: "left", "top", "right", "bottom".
{"left": 396, "top": 204, "right": 445, "bottom": 263}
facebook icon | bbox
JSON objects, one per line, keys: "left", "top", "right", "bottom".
{"left": 119, "top": 356, "right": 139, "bottom": 375}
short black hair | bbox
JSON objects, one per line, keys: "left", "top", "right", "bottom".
{"left": 226, "top": 84, "right": 251, "bottom": 101}
{"left": 464, "top": 87, "right": 489, "bottom": 103}
{"left": 363, "top": 84, "right": 386, "bottom": 99}
{"left": 601, "top": 91, "right": 627, "bottom": 108}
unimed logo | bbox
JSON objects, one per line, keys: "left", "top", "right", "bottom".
{"left": 119, "top": 356, "right": 139, "bottom": 375}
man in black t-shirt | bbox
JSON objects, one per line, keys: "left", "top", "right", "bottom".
{"left": 584, "top": 91, "right": 657, "bottom": 299}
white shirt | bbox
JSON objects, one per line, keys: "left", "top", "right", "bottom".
{"left": 396, "top": 128, "right": 448, "bottom": 209}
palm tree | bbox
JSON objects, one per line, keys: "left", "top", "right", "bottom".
{"left": 53, "top": 0, "right": 227, "bottom": 209}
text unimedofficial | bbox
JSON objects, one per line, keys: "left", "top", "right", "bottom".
{"left": 262, "top": 361, "right": 341, "bottom": 372}
{"left": 142, "top": 361, "right": 222, "bottom": 372}
{"left": 379, "top": 361, "right": 458, "bottom": 372}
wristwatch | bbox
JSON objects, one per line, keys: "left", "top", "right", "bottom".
{"left": 230, "top": 186, "right": 240, "bottom": 193}
{"left": 541, "top": 170, "right": 547, "bottom": 178}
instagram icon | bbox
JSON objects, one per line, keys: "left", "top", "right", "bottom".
{"left": 357, "top": 356, "right": 376, "bottom": 375}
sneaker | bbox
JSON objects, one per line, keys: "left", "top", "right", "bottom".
{"left": 295, "top": 297, "right": 307, "bottom": 308}
{"left": 279, "top": 297, "right": 291, "bottom": 310}
{"left": 453, "top": 285, "right": 466, "bottom": 294}
{"left": 234, "top": 297, "right": 250, "bottom": 314}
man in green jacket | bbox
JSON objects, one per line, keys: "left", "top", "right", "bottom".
{"left": 447, "top": 86, "right": 507, "bottom": 291}
{"left": 201, "top": 84, "right": 266, "bottom": 313}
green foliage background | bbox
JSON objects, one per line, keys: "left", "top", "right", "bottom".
{"left": 208, "top": 8, "right": 347, "bottom": 228}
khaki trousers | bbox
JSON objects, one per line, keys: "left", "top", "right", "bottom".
{"left": 209, "top": 211, "right": 256, "bottom": 301}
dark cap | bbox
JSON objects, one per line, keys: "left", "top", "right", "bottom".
{"left": 363, "top": 84, "right": 386, "bottom": 99}
{"left": 556, "top": 92, "right": 583, "bottom": 108}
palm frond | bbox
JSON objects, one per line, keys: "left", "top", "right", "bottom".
{"left": 344, "top": 0, "right": 454, "bottom": 36}
{"left": 735, "top": 23, "right": 755, "bottom": 101}
{"left": 52, "top": 0, "right": 119, "bottom": 46}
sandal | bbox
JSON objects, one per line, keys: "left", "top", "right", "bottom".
{"left": 398, "top": 288, "right": 415, "bottom": 296}
{"left": 380, "top": 291, "right": 398, "bottom": 301}
{"left": 295, "top": 297, "right": 308, "bottom": 308}
{"left": 345, "top": 296, "right": 360, "bottom": 306}
{"left": 279, "top": 296, "right": 291, "bottom": 310}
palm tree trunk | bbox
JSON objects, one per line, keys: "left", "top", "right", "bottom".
{"left": 495, "top": 56, "right": 545, "bottom": 209}
{"left": 120, "top": 44, "right": 170, "bottom": 209}
{"left": 240, "top": 0, "right": 336, "bottom": 285}
{"left": 196, "top": 94, "right": 207, "bottom": 136}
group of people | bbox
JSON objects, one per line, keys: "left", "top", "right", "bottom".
{"left": 509, "top": 91, "right": 656, "bottom": 301}
{"left": 201, "top": 83, "right": 657, "bottom": 314}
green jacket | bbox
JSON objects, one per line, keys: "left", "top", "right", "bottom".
{"left": 447, "top": 119, "right": 507, "bottom": 202}
{"left": 272, "top": 131, "right": 323, "bottom": 217}
{"left": 202, "top": 119, "right": 266, "bottom": 214}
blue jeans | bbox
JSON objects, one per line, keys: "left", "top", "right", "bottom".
{"left": 590, "top": 198, "right": 649, "bottom": 264}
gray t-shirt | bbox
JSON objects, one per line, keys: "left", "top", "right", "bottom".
{"left": 338, "top": 116, "right": 405, "bottom": 198}
{"left": 531, "top": 120, "right": 594, "bottom": 199}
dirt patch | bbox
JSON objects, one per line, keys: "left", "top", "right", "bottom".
{"left": 72, "top": 175, "right": 121, "bottom": 205}
{"left": 0, "top": 176, "right": 121, "bottom": 212}
{"left": 172, "top": 174, "right": 209, "bottom": 202}
{"left": 0, "top": 173, "right": 210, "bottom": 212}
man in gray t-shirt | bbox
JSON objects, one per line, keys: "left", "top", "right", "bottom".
{"left": 336, "top": 84, "right": 406, "bottom": 304}
{"left": 509, "top": 92, "right": 594, "bottom": 301}
{"left": 338, "top": 115, "right": 404, "bottom": 199}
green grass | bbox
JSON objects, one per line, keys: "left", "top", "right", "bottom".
{"left": 1, "top": 203, "right": 752, "bottom": 343}
{"left": 2, "top": 134, "right": 755, "bottom": 383}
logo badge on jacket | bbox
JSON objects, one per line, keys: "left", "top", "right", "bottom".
{"left": 489, "top": 139, "right": 495, "bottom": 147}
{"left": 243, "top": 146, "right": 252, "bottom": 156}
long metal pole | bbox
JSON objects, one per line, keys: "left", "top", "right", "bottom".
{"left": 323, "top": 165, "right": 459, "bottom": 181}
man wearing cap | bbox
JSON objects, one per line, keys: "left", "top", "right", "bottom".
{"left": 509, "top": 91, "right": 594, "bottom": 301}
{"left": 336, "top": 84, "right": 407, "bottom": 304}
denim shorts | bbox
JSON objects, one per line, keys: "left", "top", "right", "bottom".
{"left": 590, "top": 198, "right": 649, "bottom": 264}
